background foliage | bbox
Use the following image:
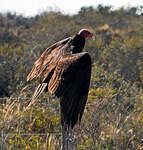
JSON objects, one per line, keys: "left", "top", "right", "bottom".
{"left": 0, "top": 5, "right": 143, "bottom": 149}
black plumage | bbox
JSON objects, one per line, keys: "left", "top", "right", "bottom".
{"left": 26, "top": 29, "right": 94, "bottom": 128}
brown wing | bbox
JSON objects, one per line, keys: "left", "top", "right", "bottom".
{"left": 48, "top": 52, "right": 91, "bottom": 128}
{"left": 27, "top": 37, "right": 71, "bottom": 82}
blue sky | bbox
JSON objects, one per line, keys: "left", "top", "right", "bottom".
{"left": 0, "top": 0, "right": 142, "bottom": 16}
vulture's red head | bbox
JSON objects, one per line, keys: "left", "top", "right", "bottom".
{"left": 78, "top": 29, "right": 95, "bottom": 40}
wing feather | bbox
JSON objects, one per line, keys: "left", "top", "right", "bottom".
{"left": 48, "top": 52, "right": 91, "bottom": 128}
{"left": 27, "top": 37, "right": 71, "bottom": 81}
{"left": 26, "top": 35, "right": 91, "bottom": 128}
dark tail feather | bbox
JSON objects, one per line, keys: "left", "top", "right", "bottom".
{"left": 24, "top": 83, "right": 47, "bottom": 111}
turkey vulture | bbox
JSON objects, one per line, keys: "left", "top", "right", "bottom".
{"left": 26, "top": 29, "right": 94, "bottom": 129}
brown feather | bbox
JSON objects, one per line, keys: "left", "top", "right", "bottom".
{"left": 48, "top": 52, "right": 91, "bottom": 127}
{"left": 27, "top": 37, "right": 71, "bottom": 82}
{"left": 26, "top": 33, "right": 91, "bottom": 128}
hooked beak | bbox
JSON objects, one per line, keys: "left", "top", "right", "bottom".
{"left": 90, "top": 34, "right": 95, "bottom": 40}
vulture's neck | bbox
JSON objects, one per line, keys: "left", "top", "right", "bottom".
{"left": 71, "top": 34, "right": 85, "bottom": 54}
